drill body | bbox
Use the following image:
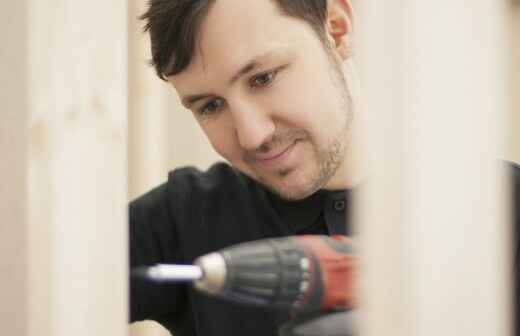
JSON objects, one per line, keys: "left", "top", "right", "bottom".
{"left": 138, "top": 235, "right": 356, "bottom": 336}
{"left": 193, "top": 235, "right": 355, "bottom": 315}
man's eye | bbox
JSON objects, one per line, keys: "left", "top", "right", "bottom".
{"left": 250, "top": 70, "right": 277, "bottom": 88}
{"left": 199, "top": 98, "right": 224, "bottom": 116}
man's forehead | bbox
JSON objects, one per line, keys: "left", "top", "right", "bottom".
{"left": 203, "top": 0, "right": 283, "bottom": 24}
{"left": 168, "top": 0, "right": 305, "bottom": 85}
{"left": 197, "top": 0, "right": 287, "bottom": 57}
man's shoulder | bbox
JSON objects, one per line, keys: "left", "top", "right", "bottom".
{"left": 130, "top": 162, "right": 260, "bottom": 212}
{"left": 511, "top": 161, "right": 520, "bottom": 186}
{"left": 168, "top": 162, "right": 248, "bottom": 191}
{"left": 510, "top": 161, "right": 520, "bottom": 218}
{"left": 508, "top": 161, "right": 520, "bottom": 202}
{"left": 166, "top": 161, "right": 261, "bottom": 199}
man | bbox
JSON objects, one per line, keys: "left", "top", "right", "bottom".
{"left": 130, "top": 0, "right": 520, "bottom": 335}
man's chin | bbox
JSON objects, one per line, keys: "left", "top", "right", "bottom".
{"left": 238, "top": 162, "right": 324, "bottom": 200}
{"left": 257, "top": 173, "right": 320, "bottom": 201}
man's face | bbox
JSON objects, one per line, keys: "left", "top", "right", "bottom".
{"left": 170, "top": 0, "right": 354, "bottom": 200}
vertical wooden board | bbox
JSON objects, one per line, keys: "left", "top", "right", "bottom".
{"left": 508, "top": 4, "right": 520, "bottom": 163}
{"left": 408, "top": 2, "right": 509, "bottom": 336}
{"left": 354, "top": 1, "right": 415, "bottom": 334}
{"left": 356, "top": 1, "right": 510, "bottom": 336}
{"left": 0, "top": 1, "right": 28, "bottom": 335}
{"left": 27, "top": 1, "right": 128, "bottom": 335}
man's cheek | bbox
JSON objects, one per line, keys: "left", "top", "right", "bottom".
{"left": 212, "top": 144, "right": 232, "bottom": 161}
{"left": 211, "top": 138, "right": 240, "bottom": 164}
{"left": 272, "top": 90, "right": 317, "bottom": 125}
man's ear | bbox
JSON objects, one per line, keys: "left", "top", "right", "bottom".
{"left": 325, "top": 0, "right": 354, "bottom": 60}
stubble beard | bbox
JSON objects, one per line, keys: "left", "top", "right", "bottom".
{"left": 248, "top": 37, "right": 355, "bottom": 200}
{"left": 267, "top": 115, "right": 351, "bottom": 201}
{"left": 263, "top": 65, "right": 353, "bottom": 201}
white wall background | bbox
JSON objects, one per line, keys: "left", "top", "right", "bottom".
{"left": 128, "top": 0, "right": 221, "bottom": 202}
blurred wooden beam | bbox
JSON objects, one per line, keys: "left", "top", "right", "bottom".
{"left": 356, "top": 1, "right": 511, "bottom": 336}
{"left": 1, "top": 1, "right": 128, "bottom": 335}
{"left": 0, "top": 1, "right": 29, "bottom": 335}
{"left": 508, "top": 3, "right": 520, "bottom": 163}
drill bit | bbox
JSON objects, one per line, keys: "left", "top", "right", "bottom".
{"left": 134, "top": 264, "right": 203, "bottom": 283}
{"left": 133, "top": 252, "right": 227, "bottom": 293}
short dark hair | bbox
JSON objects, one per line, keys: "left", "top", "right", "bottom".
{"left": 140, "top": 0, "right": 328, "bottom": 80}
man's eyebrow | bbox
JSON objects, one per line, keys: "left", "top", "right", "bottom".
{"left": 182, "top": 93, "right": 213, "bottom": 108}
{"left": 228, "top": 51, "right": 278, "bottom": 85}
{"left": 181, "top": 51, "right": 279, "bottom": 108}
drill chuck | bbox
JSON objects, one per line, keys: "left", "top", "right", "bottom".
{"left": 194, "top": 252, "right": 227, "bottom": 294}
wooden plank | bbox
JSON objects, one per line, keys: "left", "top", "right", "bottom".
{"left": 356, "top": 1, "right": 511, "bottom": 335}
{"left": 0, "top": 1, "right": 29, "bottom": 335}
{"left": 0, "top": 0, "right": 128, "bottom": 335}
{"left": 508, "top": 4, "right": 520, "bottom": 163}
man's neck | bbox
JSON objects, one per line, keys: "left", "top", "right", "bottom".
{"left": 325, "top": 130, "right": 365, "bottom": 191}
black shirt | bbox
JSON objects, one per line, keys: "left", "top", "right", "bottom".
{"left": 130, "top": 162, "right": 520, "bottom": 336}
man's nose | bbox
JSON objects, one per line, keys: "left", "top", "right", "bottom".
{"left": 230, "top": 100, "right": 275, "bottom": 152}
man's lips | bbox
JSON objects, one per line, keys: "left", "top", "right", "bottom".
{"left": 251, "top": 141, "right": 298, "bottom": 163}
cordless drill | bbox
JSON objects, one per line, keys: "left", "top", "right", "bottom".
{"left": 136, "top": 235, "right": 355, "bottom": 317}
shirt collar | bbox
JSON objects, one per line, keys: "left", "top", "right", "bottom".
{"left": 265, "top": 188, "right": 348, "bottom": 233}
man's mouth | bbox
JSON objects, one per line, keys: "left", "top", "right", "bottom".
{"left": 252, "top": 140, "right": 299, "bottom": 169}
